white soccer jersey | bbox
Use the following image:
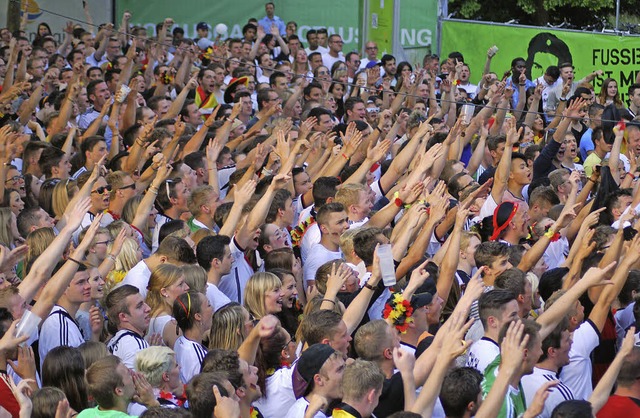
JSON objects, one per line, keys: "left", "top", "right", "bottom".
{"left": 107, "top": 329, "right": 149, "bottom": 369}
{"left": 522, "top": 367, "right": 574, "bottom": 418}
{"left": 39, "top": 306, "right": 85, "bottom": 368}
{"left": 175, "top": 335, "right": 207, "bottom": 384}
{"left": 466, "top": 337, "right": 500, "bottom": 374}
{"left": 559, "top": 320, "right": 599, "bottom": 400}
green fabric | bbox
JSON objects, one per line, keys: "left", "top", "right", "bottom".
{"left": 77, "top": 407, "right": 135, "bottom": 418}
{"left": 481, "top": 355, "right": 527, "bottom": 418}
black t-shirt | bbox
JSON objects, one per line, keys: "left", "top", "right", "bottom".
{"left": 373, "top": 372, "right": 405, "bottom": 418}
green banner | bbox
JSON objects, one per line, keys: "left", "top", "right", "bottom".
{"left": 116, "top": 0, "right": 437, "bottom": 61}
{"left": 441, "top": 19, "right": 640, "bottom": 104}
{"left": 366, "top": 0, "right": 394, "bottom": 55}
{"left": 116, "top": 0, "right": 362, "bottom": 52}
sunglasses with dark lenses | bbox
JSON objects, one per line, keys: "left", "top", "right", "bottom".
{"left": 119, "top": 183, "right": 136, "bottom": 190}
{"left": 92, "top": 184, "right": 113, "bottom": 194}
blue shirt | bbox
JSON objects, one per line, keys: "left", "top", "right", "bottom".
{"left": 505, "top": 78, "right": 536, "bottom": 110}
{"left": 579, "top": 128, "right": 594, "bottom": 161}
{"left": 258, "top": 15, "right": 286, "bottom": 37}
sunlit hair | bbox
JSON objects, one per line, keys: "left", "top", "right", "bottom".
{"left": 147, "top": 264, "right": 185, "bottom": 317}
{"left": 24, "top": 227, "right": 56, "bottom": 275}
{"left": 52, "top": 179, "right": 77, "bottom": 220}
{"left": 0, "top": 208, "right": 14, "bottom": 247}
{"left": 209, "top": 302, "right": 247, "bottom": 351}
{"left": 243, "top": 272, "right": 282, "bottom": 319}
{"left": 135, "top": 346, "right": 176, "bottom": 387}
{"left": 182, "top": 264, "right": 207, "bottom": 293}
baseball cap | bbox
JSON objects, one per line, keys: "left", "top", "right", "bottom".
{"left": 197, "top": 38, "right": 214, "bottom": 51}
{"left": 292, "top": 344, "right": 336, "bottom": 398}
{"left": 411, "top": 292, "right": 433, "bottom": 309}
{"left": 197, "top": 22, "right": 209, "bottom": 31}
{"left": 365, "top": 61, "right": 381, "bottom": 69}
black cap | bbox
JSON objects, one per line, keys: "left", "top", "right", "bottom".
{"left": 197, "top": 22, "right": 209, "bottom": 31}
{"left": 292, "top": 344, "right": 336, "bottom": 398}
{"left": 411, "top": 292, "right": 433, "bottom": 309}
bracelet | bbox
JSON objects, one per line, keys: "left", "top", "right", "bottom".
{"left": 322, "top": 298, "right": 336, "bottom": 305}
{"left": 626, "top": 172, "right": 635, "bottom": 179}
{"left": 375, "top": 126, "right": 382, "bottom": 133}
{"left": 67, "top": 257, "right": 83, "bottom": 265}
{"left": 107, "top": 254, "right": 117, "bottom": 262}
{"left": 341, "top": 153, "right": 349, "bottom": 160}
{"left": 148, "top": 186, "right": 159, "bottom": 194}
{"left": 587, "top": 178, "right": 596, "bottom": 183}
{"left": 363, "top": 282, "right": 376, "bottom": 291}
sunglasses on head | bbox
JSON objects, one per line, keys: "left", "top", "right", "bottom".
{"left": 92, "top": 184, "right": 113, "bottom": 194}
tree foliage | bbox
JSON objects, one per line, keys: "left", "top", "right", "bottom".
{"left": 447, "top": 0, "right": 634, "bottom": 27}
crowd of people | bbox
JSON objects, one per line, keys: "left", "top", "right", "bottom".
{"left": 0, "top": 2, "right": 640, "bottom": 418}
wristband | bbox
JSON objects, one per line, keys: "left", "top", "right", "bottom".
{"left": 363, "top": 282, "right": 376, "bottom": 291}
{"left": 341, "top": 153, "right": 349, "bottom": 160}
{"left": 107, "top": 254, "right": 117, "bottom": 262}
{"left": 322, "top": 298, "right": 336, "bottom": 305}
{"left": 67, "top": 257, "right": 83, "bottom": 265}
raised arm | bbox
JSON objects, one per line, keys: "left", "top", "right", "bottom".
{"left": 30, "top": 210, "right": 101, "bottom": 319}
{"left": 536, "top": 262, "right": 617, "bottom": 339}
{"left": 18, "top": 198, "right": 92, "bottom": 303}
{"left": 491, "top": 117, "right": 519, "bottom": 204}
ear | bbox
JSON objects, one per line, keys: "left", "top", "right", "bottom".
{"left": 320, "top": 337, "right": 331, "bottom": 345}
{"left": 313, "top": 373, "right": 323, "bottom": 387}
{"left": 383, "top": 347, "right": 393, "bottom": 360}
{"left": 162, "top": 371, "right": 169, "bottom": 382}
{"left": 366, "top": 388, "right": 377, "bottom": 404}
{"left": 158, "top": 255, "right": 168, "bottom": 264}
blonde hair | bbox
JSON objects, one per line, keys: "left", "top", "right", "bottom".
{"left": 182, "top": 264, "right": 207, "bottom": 293}
{"left": 105, "top": 171, "right": 130, "bottom": 198}
{"left": 460, "top": 231, "right": 481, "bottom": 251}
{"left": 187, "top": 185, "right": 215, "bottom": 217}
{"left": 243, "top": 272, "right": 282, "bottom": 319}
{"left": 134, "top": 346, "right": 175, "bottom": 387}
{"left": 122, "top": 195, "right": 151, "bottom": 247}
{"left": 339, "top": 228, "right": 360, "bottom": 258}
{"left": 209, "top": 303, "right": 247, "bottom": 351}
{"left": 78, "top": 341, "right": 109, "bottom": 369}
{"left": 114, "top": 238, "right": 140, "bottom": 272}
{"left": 147, "top": 264, "right": 184, "bottom": 316}
{"left": 25, "top": 227, "right": 56, "bottom": 275}
{"left": 0, "top": 208, "right": 14, "bottom": 247}
{"left": 192, "top": 228, "right": 215, "bottom": 246}
{"left": 52, "top": 179, "right": 77, "bottom": 219}
{"left": 335, "top": 183, "right": 366, "bottom": 208}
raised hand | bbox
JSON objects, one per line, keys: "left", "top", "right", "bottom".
{"left": 213, "top": 384, "right": 241, "bottom": 418}
{"left": 581, "top": 261, "right": 617, "bottom": 288}
{"left": 500, "top": 320, "right": 529, "bottom": 373}
{"left": 393, "top": 346, "right": 416, "bottom": 375}
{"left": 367, "top": 138, "right": 391, "bottom": 162}
{"left": 256, "top": 315, "right": 279, "bottom": 338}
{"left": 63, "top": 197, "right": 92, "bottom": 233}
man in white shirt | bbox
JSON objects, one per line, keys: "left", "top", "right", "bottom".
{"left": 152, "top": 178, "right": 191, "bottom": 252}
{"left": 120, "top": 236, "right": 193, "bottom": 299}
{"left": 359, "top": 41, "right": 379, "bottom": 70}
{"left": 304, "top": 29, "right": 328, "bottom": 56}
{"left": 522, "top": 322, "right": 575, "bottom": 418}
{"left": 303, "top": 202, "right": 349, "bottom": 288}
{"left": 321, "top": 34, "right": 345, "bottom": 70}
{"left": 105, "top": 285, "right": 151, "bottom": 369}
{"left": 39, "top": 265, "right": 93, "bottom": 368}
{"left": 285, "top": 344, "right": 345, "bottom": 418}
{"left": 466, "top": 289, "right": 519, "bottom": 374}
{"left": 196, "top": 235, "right": 233, "bottom": 311}
{"left": 535, "top": 65, "right": 561, "bottom": 113}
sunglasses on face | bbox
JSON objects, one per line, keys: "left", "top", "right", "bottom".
{"left": 119, "top": 183, "right": 136, "bottom": 190}
{"left": 92, "top": 184, "right": 113, "bottom": 194}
